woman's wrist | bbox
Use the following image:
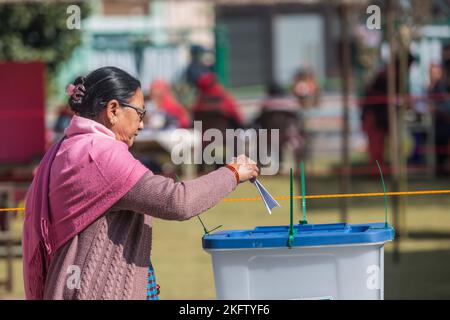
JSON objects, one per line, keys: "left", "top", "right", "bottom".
{"left": 225, "top": 164, "right": 240, "bottom": 184}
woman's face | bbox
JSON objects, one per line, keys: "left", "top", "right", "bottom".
{"left": 109, "top": 88, "right": 145, "bottom": 148}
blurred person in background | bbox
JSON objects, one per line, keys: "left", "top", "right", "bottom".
{"left": 149, "top": 80, "right": 191, "bottom": 129}
{"left": 185, "top": 44, "right": 214, "bottom": 88}
{"left": 292, "top": 68, "right": 321, "bottom": 109}
{"left": 174, "top": 44, "right": 214, "bottom": 109}
{"left": 193, "top": 72, "right": 244, "bottom": 130}
{"left": 254, "top": 82, "right": 305, "bottom": 170}
{"left": 22, "top": 66, "right": 259, "bottom": 300}
{"left": 192, "top": 72, "right": 245, "bottom": 173}
{"left": 361, "top": 54, "right": 414, "bottom": 174}
{"left": 139, "top": 80, "right": 192, "bottom": 174}
{"left": 429, "top": 63, "right": 450, "bottom": 174}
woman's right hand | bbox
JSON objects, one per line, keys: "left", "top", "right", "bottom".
{"left": 227, "top": 155, "right": 259, "bottom": 183}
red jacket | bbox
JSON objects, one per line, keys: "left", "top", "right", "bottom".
{"left": 150, "top": 80, "right": 191, "bottom": 128}
{"left": 193, "top": 73, "right": 244, "bottom": 126}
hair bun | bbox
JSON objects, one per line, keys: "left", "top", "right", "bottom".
{"left": 66, "top": 83, "right": 85, "bottom": 102}
{"left": 66, "top": 67, "right": 141, "bottom": 118}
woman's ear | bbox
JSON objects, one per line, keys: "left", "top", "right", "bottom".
{"left": 105, "top": 99, "right": 120, "bottom": 125}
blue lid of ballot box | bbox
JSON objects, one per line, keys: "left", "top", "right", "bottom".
{"left": 202, "top": 223, "right": 395, "bottom": 249}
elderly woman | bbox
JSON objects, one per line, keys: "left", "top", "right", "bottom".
{"left": 22, "top": 66, "right": 259, "bottom": 300}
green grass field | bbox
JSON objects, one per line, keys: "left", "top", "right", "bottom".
{"left": 2, "top": 175, "right": 450, "bottom": 299}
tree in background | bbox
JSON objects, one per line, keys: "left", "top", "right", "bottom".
{"left": 0, "top": 1, "right": 91, "bottom": 78}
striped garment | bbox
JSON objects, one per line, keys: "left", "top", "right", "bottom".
{"left": 146, "top": 265, "right": 159, "bottom": 300}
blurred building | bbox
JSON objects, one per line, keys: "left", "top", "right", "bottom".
{"left": 55, "top": 0, "right": 366, "bottom": 95}
{"left": 55, "top": 0, "right": 215, "bottom": 97}
{"left": 215, "top": 1, "right": 338, "bottom": 88}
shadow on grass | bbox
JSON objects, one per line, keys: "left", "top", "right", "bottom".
{"left": 408, "top": 231, "right": 450, "bottom": 240}
{"left": 385, "top": 249, "right": 450, "bottom": 299}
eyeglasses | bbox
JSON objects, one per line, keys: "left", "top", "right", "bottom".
{"left": 120, "top": 102, "right": 146, "bottom": 122}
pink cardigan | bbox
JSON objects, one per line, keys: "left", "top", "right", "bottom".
{"left": 23, "top": 115, "right": 237, "bottom": 299}
{"left": 43, "top": 167, "right": 236, "bottom": 299}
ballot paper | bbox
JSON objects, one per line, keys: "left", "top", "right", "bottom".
{"left": 252, "top": 179, "right": 281, "bottom": 214}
